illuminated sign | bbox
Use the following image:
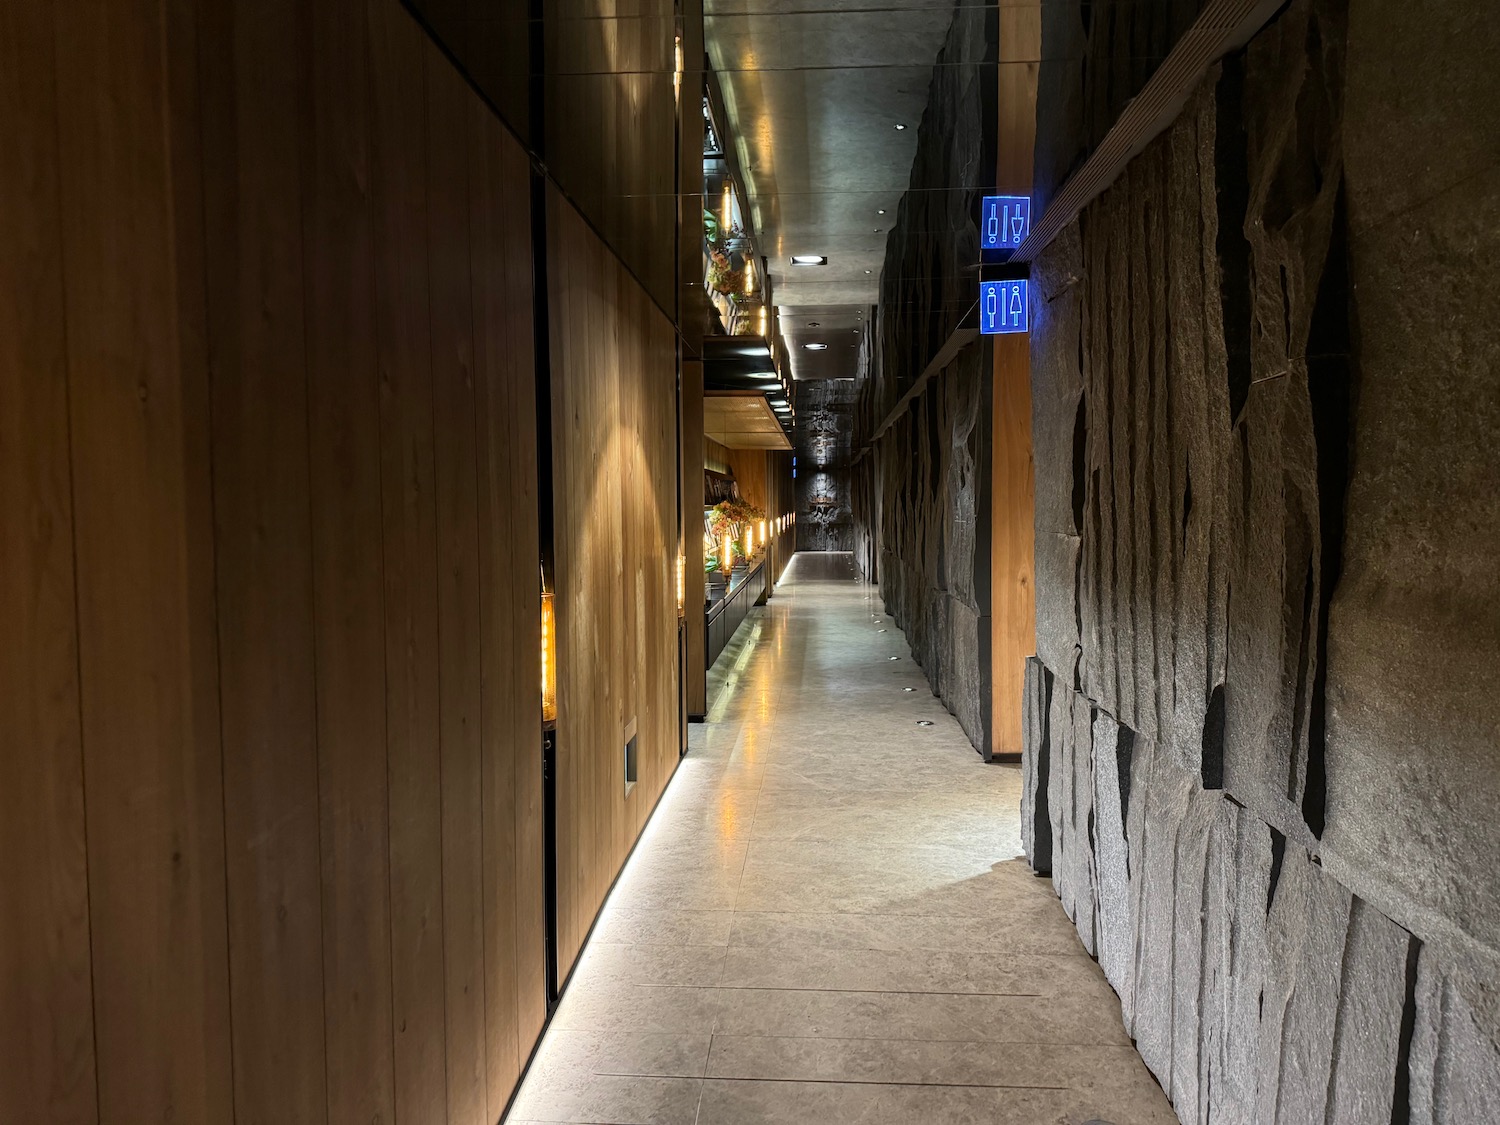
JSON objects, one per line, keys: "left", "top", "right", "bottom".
{"left": 980, "top": 195, "right": 1030, "bottom": 250}
{"left": 979, "top": 280, "right": 1028, "bottom": 335}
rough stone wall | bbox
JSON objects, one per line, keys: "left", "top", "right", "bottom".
{"left": 869, "top": 348, "right": 990, "bottom": 749}
{"left": 794, "top": 378, "right": 854, "bottom": 551}
{"left": 851, "top": 0, "right": 992, "bottom": 754}
{"left": 1022, "top": 0, "right": 1500, "bottom": 1120}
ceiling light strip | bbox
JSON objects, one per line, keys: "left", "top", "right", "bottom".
{"left": 1011, "top": 0, "right": 1285, "bottom": 263}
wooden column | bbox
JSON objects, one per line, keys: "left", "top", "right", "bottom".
{"left": 990, "top": 0, "right": 1041, "bottom": 755}
{"left": 682, "top": 360, "right": 707, "bottom": 717}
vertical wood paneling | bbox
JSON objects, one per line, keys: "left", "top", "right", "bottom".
{"left": 549, "top": 188, "right": 680, "bottom": 980}
{"left": 682, "top": 360, "right": 707, "bottom": 716}
{"left": 197, "top": 0, "right": 330, "bottom": 1120}
{"left": 5, "top": 1, "right": 562, "bottom": 1118}
{"left": 0, "top": 4, "right": 97, "bottom": 1121}
{"left": 544, "top": 0, "right": 677, "bottom": 308}
{"left": 368, "top": 6, "right": 449, "bottom": 1121}
{"left": 54, "top": 0, "right": 235, "bottom": 1118}
{"left": 471, "top": 99, "right": 523, "bottom": 1113}
{"left": 424, "top": 41, "right": 488, "bottom": 1125}
{"left": 991, "top": 0, "right": 1042, "bottom": 755}
{"left": 497, "top": 127, "right": 548, "bottom": 1057}
{"left": 992, "top": 332, "right": 1038, "bottom": 753}
{"left": 303, "top": 0, "right": 398, "bottom": 1119}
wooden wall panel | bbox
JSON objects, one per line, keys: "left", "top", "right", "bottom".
{"left": 470, "top": 97, "right": 521, "bottom": 1114}
{"left": 426, "top": 42, "right": 488, "bottom": 1125}
{"left": 990, "top": 0, "right": 1041, "bottom": 755}
{"left": 198, "top": 0, "right": 329, "bottom": 1118}
{"left": 727, "top": 448, "right": 770, "bottom": 513}
{"left": 683, "top": 361, "right": 708, "bottom": 716}
{"left": 549, "top": 186, "right": 681, "bottom": 979}
{"left": 545, "top": 0, "right": 677, "bottom": 309}
{"left": 992, "top": 333, "right": 1038, "bottom": 753}
{"left": 0, "top": 4, "right": 97, "bottom": 1120}
{"left": 0, "top": 1, "right": 548, "bottom": 1119}
{"left": 54, "top": 0, "right": 235, "bottom": 1118}
{"left": 493, "top": 116, "right": 548, "bottom": 1066}
{"left": 303, "top": 0, "right": 400, "bottom": 1118}
{"left": 369, "top": 8, "right": 449, "bottom": 1120}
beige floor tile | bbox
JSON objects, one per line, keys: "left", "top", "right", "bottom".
{"left": 504, "top": 555, "right": 1170, "bottom": 1124}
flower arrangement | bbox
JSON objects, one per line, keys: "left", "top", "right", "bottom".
{"left": 707, "top": 499, "right": 766, "bottom": 566}
{"left": 706, "top": 246, "right": 745, "bottom": 297}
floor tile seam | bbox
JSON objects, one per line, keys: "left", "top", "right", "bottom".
{"left": 723, "top": 946, "right": 1092, "bottom": 959}
{"left": 725, "top": 907, "right": 1072, "bottom": 920}
{"left": 707, "top": 1035, "right": 1147, "bottom": 1056}
{"left": 583, "top": 982, "right": 1074, "bottom": 1001}
{"left": 729, "top": 1073, "right": 1106, "bottom": 1096}
{"left": 595, "top": 1071, "right": 1078, "bottom": 1093}
{"left": 712, "top": 984, "right": 1050, "bottom": 998}
{"left": 572, "top": 980, "right": 1081, "bottom": 997}
{"left": 690, "top": 1032, "right": 712, "bottom": 1125}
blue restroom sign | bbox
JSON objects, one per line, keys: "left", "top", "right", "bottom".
{"left": 980, "top": 195, "right": 1030, "bottom": 250}
{"left": 979, "top": 279, "right": 1028, "bottom": 335}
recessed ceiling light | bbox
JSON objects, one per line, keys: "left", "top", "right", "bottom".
{"left": 894, "top": 124, "right": 906, "bottom": 131}
{"left": 864, "top": 269, "right": 872, "bottom": 275}
{"left": 877, "top": 209, "right": 887, "bottom": 215}
{"left": 803, "top": 343, "right": 828, "bottom": 350}
{"left": 790, "top": 255, "right": 828, "bottom": 265}
{"left": 873, "top": 228, "right": 882, "bottom": 233}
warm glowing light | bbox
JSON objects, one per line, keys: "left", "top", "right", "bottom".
{"left": 745, "top": 261, "right": 755, "bottom": 296}
{"left": 721, "top": 185, "right": 732, "bottom": 232}
{"left": 540, "top": 590, "right": 557, "bottom": 723}
{"left": 759, "top": 305, "right": 768, "bottom": 336}
{"left": 674, "top": 36, "right": 683, "bottom": 104}
{"left": 676, "top": 552, "right": 685, "bottom": 614}
{"left": 722, "top": 533, "right": 733, "bottom": 571}
{"left": 759, "top": 520, "right": 766, "bottom": 549}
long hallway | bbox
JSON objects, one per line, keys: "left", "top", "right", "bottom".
{"left": 509, "top": 554, "right": 1173, "bottom": 1124}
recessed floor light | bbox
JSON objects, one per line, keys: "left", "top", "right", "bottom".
{"left": 916, "top": 720, "right": 934, "bottom": 727}
{"left": 888, "top": 656, "right": 899, "bottom": 661}
{"left": 894, "top": 123, "right": 907, "bottom": 130}
{"left": 790, "top": 255, "right": 828, "bottom": 265}
{"left": 864, "top": 269, "right": 872, "bottom": 275}
{"left": 804, "top": 342, "right": 828, "bottom": 351}
{"left": 903, "top": 687, "right": 916, "bottom": 693}
{"left": 877, "top": 209, "right": 887, "bottom": 215}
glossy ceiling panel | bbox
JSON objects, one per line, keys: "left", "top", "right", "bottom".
{"left": 705, "top": 0, "right": 956, "bottom": 379}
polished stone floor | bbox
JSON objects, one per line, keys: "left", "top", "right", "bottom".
{"left": 507, "top": 552, "right": 1174, "bottom": 1124}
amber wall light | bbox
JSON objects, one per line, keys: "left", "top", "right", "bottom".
{"left": 541, "top": 570, "right": 557, "bottom": 723}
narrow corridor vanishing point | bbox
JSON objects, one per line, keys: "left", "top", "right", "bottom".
{"left": 509, "top": 554, "right": 1174, "bottom": 1124}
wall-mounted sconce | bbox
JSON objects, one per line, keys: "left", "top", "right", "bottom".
{"left": 723, "top": 532, "right": 734, "bottom": 571}
{"left": 541, "top": 574, "right": 557, "bottom": 724}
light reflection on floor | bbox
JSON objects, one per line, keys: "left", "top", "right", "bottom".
{"left": 506, "top": 552, "right": 1173, "bottom": 1124}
